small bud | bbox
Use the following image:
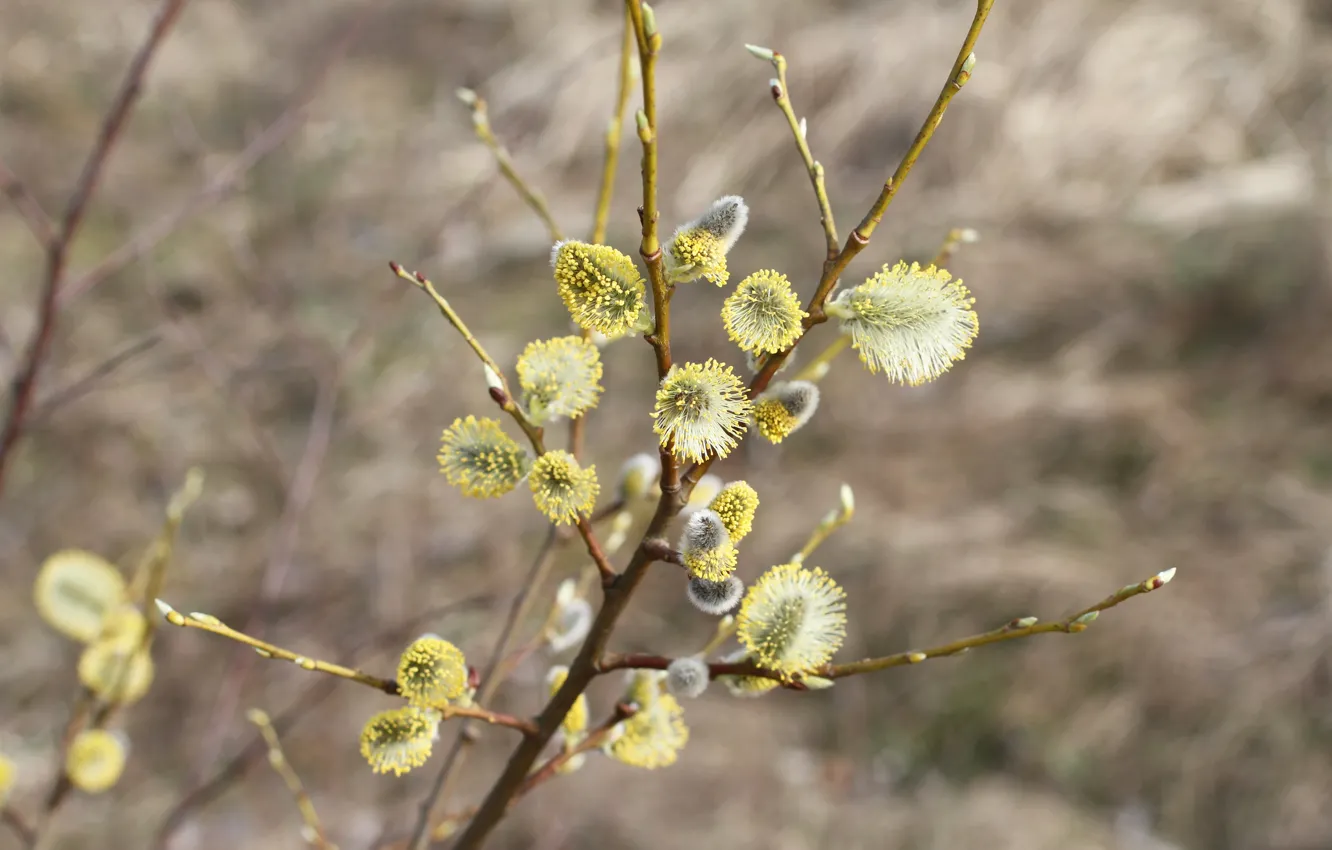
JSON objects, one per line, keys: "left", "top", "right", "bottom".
{"left": 769, "top": 78, "right": 783, "bottom": 99}
{"left": 954, "top": 53, "right": 976, "bottom": 87}
{"left": 744, "top": 44, "right": 775, "bottom": 61}
{"left": 246, "top": 708, "right": 270, "bottom": 726}
{"left": 483, "top": 364, "right": 503, "bottom": 391}
{"left": 255, "top": 648, "right": 273, "bottom": 658}
{"left": 800, "top": 118, "right": 808, "bottom": 140}
{"left": 666, "top": 657, "right": 710, "bottom": 699}
{"left": 641, "top": 2, "right": 657, "bottom": 36}
{"left": 1013, "top": 616, "right": 1039, "bottom": 628}
{"left": 1154, "top": 567, "right": 1177, "bottom": 587}
{"left": 555, "top": 578, "right": 576, "bottom": 607}
{"left": 636, "top": 110, "right": 649, "bottom": 132}
{"left": 906, "top": 651, "right": 927, "bottom": 664}
{"left": 801, "top": 676, "right": 835, "bottom": 690}
{"left": 455, "top": 88, "right": 478, "bottom": 106}
{"left": 1073, "top": 611, "right": 1099, "bottom": 625}
{"left": 959, "top": 228, "right": 979, "bottom": 243}
{"left": 839, "top": 483, "right": 854, "bottom": 517}
{"left": 188, "top": 612, "right": 221, "bottom": 626}
{"left": 154, "top": 598, "right": 175, "bottom": 619}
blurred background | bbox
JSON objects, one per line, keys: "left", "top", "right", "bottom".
{"left": 3, "top": 0, "right": 1332, "bottom": 847}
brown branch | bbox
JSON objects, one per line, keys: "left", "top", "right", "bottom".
{"left": 0, "top": 807, "right": 36, "bottom": 850}
{"left": 0, "top": 0, "right": 190, "bottom": 501}
{"left": 57, "top": 0, "right": 389, "bottom": 307}
{"left": 151, "top": 594, "right": 493, "bottom": 850}
{"left": 402, "top": 527, "right": 561, "bottom": 850}
{"left": 681, "top": 0, "right": 993, "bottom": 490}
{"left": 0, "top": 155, "right": 55, "bottom": 245}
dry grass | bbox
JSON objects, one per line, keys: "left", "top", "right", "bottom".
{"left": 2, "top": 0, "right": 1332, "bottom": 848}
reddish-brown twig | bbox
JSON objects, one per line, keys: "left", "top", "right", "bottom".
{"left": 0, "top": 0, "right": 191, "bottom": 503}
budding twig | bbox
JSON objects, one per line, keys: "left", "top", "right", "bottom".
{"left": 456, "top": 88, "right": 564, "bottom": 243}
{"left": 598, "top": 569, "right": 1179, "bottom": 684}
{"left": 591, "top": 9, "right": 638, "bottom": 246}
{"left": 745, "top": 45, "right": 839, "bottom": 262}
{"left": 247, "top": 709, "right": 337, "bottom": 850}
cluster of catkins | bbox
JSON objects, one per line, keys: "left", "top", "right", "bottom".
{"left": 417, "top": 196, "right": 979, "bottom": 773}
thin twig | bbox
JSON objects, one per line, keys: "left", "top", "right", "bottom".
{"left": 57, "top": 0, "right": 390, "bottom": 307}
{"left": 402, "top": 527, "right": 561, "bottom": 850}
{"left": 247, "top": 709, "right": 338, "bottom": 850}
{"left": 193, "top": 362, "right": 338, "bottom": 773}
{"left": 456, "top": 90, "right": 564, "bottom": 243}
{"left": 446, "top": 6, "right": 689, "bottom": 846}
{"left": 0, "top": 156, "right": 55, "bottom": 245}
{"left": 683, "top": 0, "right": 994, "bottom": 489}
{"left": 571, "top": 5, "right": 637, "bottom": 462}
{"left": 0, "top": 0, "right": 190, "bottom": 502}
{"left": 26, "top": 333, "right": 162, "bottom": 425}
{"left": 597, "top": 568, "right": 1179, "bottom": 681}
{"left": 591, "top": 9, "right": 637, "bottom": 247}
{"left": 1, "top": 808, "right": 36, "bottom": 850}
{"left": 158, "top": 604, "right": 401, "bottom": 693}
{"left": 151, "top": 593, "right": 493, "bottom": 850}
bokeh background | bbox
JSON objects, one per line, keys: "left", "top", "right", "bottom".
{"left": 3, "top": 0, "right": 1332, "bottom": 847}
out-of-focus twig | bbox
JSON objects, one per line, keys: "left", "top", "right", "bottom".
{"left": 26, "top": 333, "right": 162, "bottom": 425}
{"left": 0, "top": 0, "right": 191, "bottom": 503}
{"left": 401, "top": 527, "right": 561, "bottom": 850}
{"left": 57, "top": 0, "right": 390, "bottom": 307}
{"left": 151, "top": 594, "right": 493, "bottom": 850}
{"left": 0, "top": 156, "right": 54, "bottom": 245}
{"left": 455, "top": 89, "right": 564, "bottom": 243}
{"left": 247, "top": 709, "right": 338, "bottom": 850}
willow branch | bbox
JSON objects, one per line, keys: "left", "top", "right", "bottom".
{"left": 0, "top": 0, "right": 189, "bottom": 502}
{"left": 247, "top": 709, "right": 336, "bottom": 850}
{"left": 600, "top": 568, "right": 1179, "bottom": 682}
{"left": 158, "top": 604, "right": 399, "bottom": 694}
{"left": 747, "top": 45, "right": 838, "bottom": 261}
{"left": 401, "top": 528, "right": 560, "bottom": 850}
{"left": 0, "top": 156, "right": 54, "bottom": 245}
{"left": 591, "top": 9, "right": 637, "bottom": 246}
{"left": 682, "top": 0, "right": 993, "bottom": 489}
{"left": 456, "top": 89, "right": 563, "bottom": 243}
{"left": 58, "top": 0, "right": 386, "bottom": 307}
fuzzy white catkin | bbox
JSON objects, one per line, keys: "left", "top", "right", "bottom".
{"left": 666, "top": 657, "right": 710, "bottom": 699}
{"left": 686, "top": 575, "right": 744, "bottom": 615}
{"left": 680, "top": 509, "right": 729, "bottom": 554}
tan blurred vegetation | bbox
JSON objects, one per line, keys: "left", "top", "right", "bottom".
{"left": 3, "top": 0, "right": 1332, "bottom": 847}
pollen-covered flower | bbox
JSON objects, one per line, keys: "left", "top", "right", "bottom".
{"left": 666, "top": 657, "right": 710, "bottom": 699}
{"left": 651, "top": 360, "right": 752, "bottom": 463}
{"left": 547, "top": 665, "right": 589, "bottom": 739}
{"left": 826, "top": 261, "right": 978, "bottom": 385}
{"left": 396, "top": 636, "right": 468, "bottom": 707}
{"left": 438, "top": 416, "right": 531, "bottom": 498}
{"left": 737, "top": 563, "right": 847, "bottom": 680}
{"left": 66, "top": 730, "right": 127, "bottom": 793}
{"left": 679, "top": 510, "right": 737, "bottom": 582}
{"left": 34, "top": 550, "right": 127, "bottom": 643}
{"left": 551, "top": 241, "right": 649, "bottom": 336}
{"left": 78, "top": 640, "right": 154, "bottom": 705}
{"left": 516, "top": 336, "right": 604, "bottom": 422}
{"left": 607, "top": 671, "right": 689, "bottom": 769}
{"left": 718, "top": 650, "right": 781, "bottom": 698}
{"left": 708, "top": 481, "right": 759, "bottom": 543}
{"left": 529, "top": 450, "right": 600, "bottom": 525}
{"left": 616, "top": 452, "right": 660, "bottom": 502}
{"left": 685, "top": 575, "right": 744, "bottom": 616}
{"left": 665, "top": 196, "right": 748, "bottom": 286}
{"left": 722, "top": 270, "right": 807, "bottom": 354}
{"left": 360, "top": 706, "right": 442, "bottom": 776}
{"left": 753, "top": 381, "right": 821, "bottom": 444}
